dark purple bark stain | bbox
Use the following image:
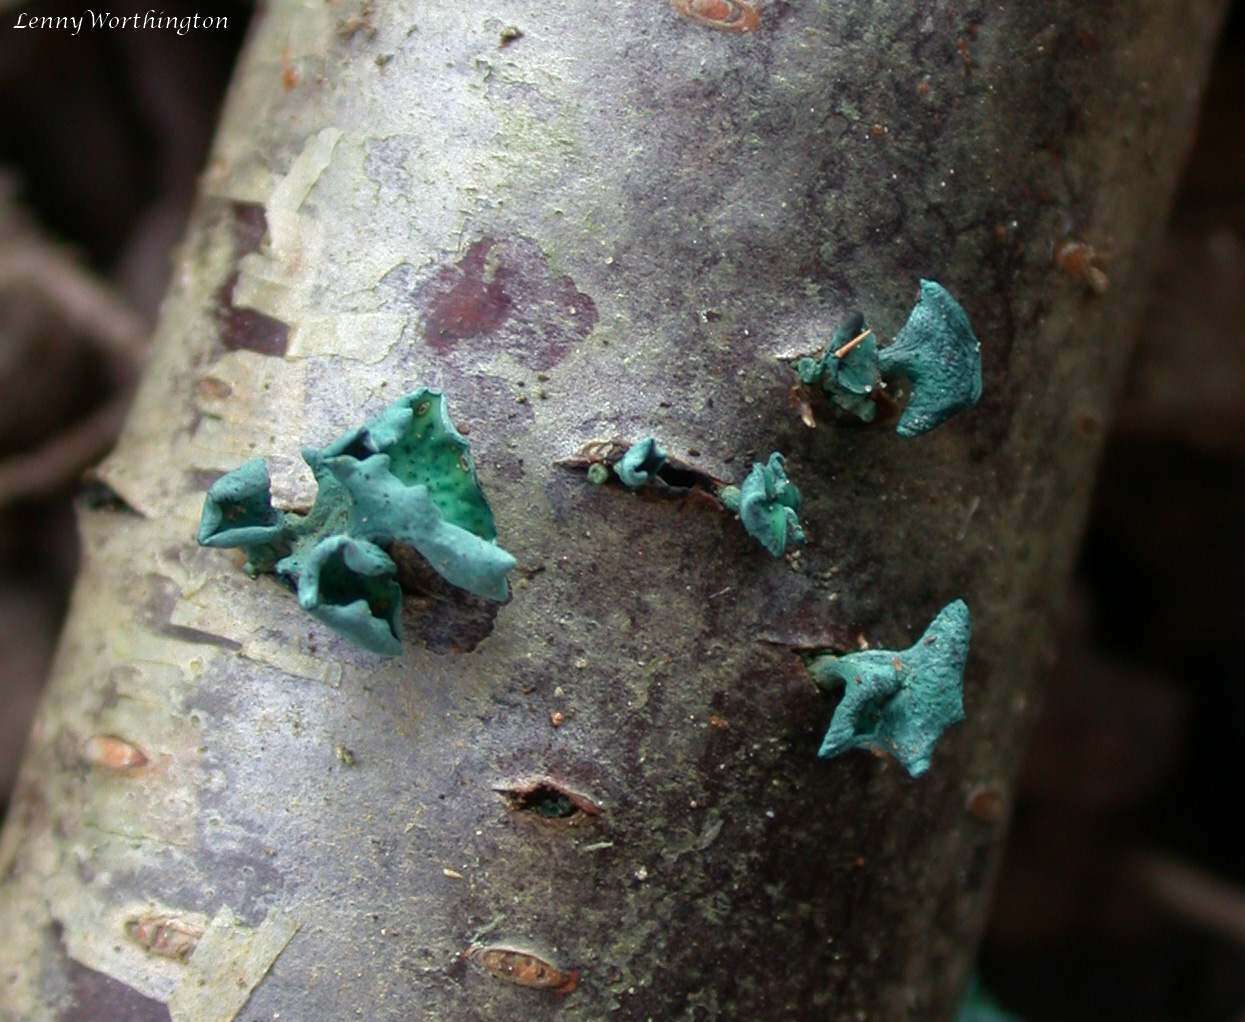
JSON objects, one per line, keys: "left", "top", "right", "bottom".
{"left": 230, "top": 201, "right": 267, "bottom": 257}
{"left": 62, "top": 961, "right": 170, "bottom": 1022}
{"left": 52, "top": 923, "right": 171, "bottom": 1022}
{"left": 214, "top": 201, "right": 289, "bottom": 357}
{"left": 390, "top": 543, "right": 501, "bottom": 653}
{"left": 418, "top": 238, "right": 597, "bottom": 370}
{"left": 217, "top": 283, "right": 290, "bottom": 356}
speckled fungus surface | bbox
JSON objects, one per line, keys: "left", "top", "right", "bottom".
{"left": 197, "top": 389, "right": 516, "bottom": 655}
{"left": 794, "top": 280, "right": 982, "bottom": 437}
{"left": 880, "top": 280, "right": 983, "bottom": 436}
{"left": 808, "top": 599, "right": 971, "bottom": 777}
{"left": 719, "top": 452, "right": 806, "bottom": 558}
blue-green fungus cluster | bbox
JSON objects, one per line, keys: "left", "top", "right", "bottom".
{"left": 719, "top": 453, "right": 806, "bottom": 557}
{"left": 610, "top": 440, "right": 806, "bottom": 559}
{"left": 198, "top": 389, "right": 516, "bottom": 655}
{"left": 796, "top": 280, "right": 982, "bottom": 437}
{"left": 807, "top": 599, "right": 971, "bottom": 777}
{"left": 795, "top": 311, "right": 880, "bottom": 422}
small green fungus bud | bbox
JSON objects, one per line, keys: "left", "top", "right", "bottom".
{"left": 736, "top": 453, "right": 805, "bottom": 557}
{"left": 955, "top": 975, "right": 1019, "bottom": 1022}
{"left": 615, "top": 437, "right": 667, "bottom": 488}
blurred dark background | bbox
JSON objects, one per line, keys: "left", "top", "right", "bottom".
{"left": 1, "top": 3, "right": 1243, "bottom": 1020}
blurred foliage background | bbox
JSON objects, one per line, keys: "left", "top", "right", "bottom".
{"left": 1, "top": 3, "right": 1242, "bottom": 1019}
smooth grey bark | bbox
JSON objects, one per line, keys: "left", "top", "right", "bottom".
{"left": 0, "top": 2, "right": 1227, "bottom": 1020}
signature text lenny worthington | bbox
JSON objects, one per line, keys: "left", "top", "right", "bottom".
{"left": 12, "top": 10, "right": 229, "bottom": 35}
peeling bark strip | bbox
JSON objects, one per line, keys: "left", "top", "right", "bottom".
{"left": 0, "top": 1, "right": 1228, "bottom": 1020}
{"left": 214, "top": 202, "right": 289, "bottom": 356}
{"left": 165, "top": 908, "right": 298, "bottom": 1022}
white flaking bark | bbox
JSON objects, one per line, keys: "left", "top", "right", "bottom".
{"left": 167, "top": 907, "right": 299, "bottom": 1022}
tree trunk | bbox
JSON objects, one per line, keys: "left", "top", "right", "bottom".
{"left": 0, "top": 2, "right": 1226, "bottom": 1019}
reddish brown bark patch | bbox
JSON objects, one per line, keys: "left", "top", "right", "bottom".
{"left": 966, "top": 786, "right": 1006, "bottom": 823}
{"left": 419, "top": 238, "right": 597, "bottom": 370}
{"left": 125, "top": 914, "right": 203, "bottom": 961}
{"left": 672, "top": 0, "right": 760, "bottom": 32}
{"left": 424, "top": 240, "right": 511, "bottom": 346}
{"left": 229, "top": 201, "right": 268, "bottom": 258}
{"left": 463, "top": 944, "right": 580, "bottom": 994}
{"left": 216, "top": 273, "right": 289, "bottom": 356}
{"left": 214, "top": 202, "right": 289, "bottom": 357}
{"left": 81, "top": 735, "right": 148, "bottom": 772}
